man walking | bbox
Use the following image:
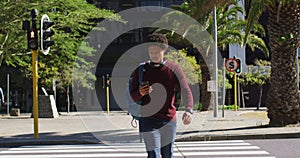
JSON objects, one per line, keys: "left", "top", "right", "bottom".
{"left": 130, "top": 33, "right": 193, "bottom": 158}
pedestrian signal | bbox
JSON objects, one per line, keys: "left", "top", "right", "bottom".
{"left": 28, "top": 29, "right": 38, "bottom": 50}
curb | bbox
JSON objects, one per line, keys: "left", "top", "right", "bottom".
{"left": 175, "top": 132, "right": 300, "bottom": 142}
{"left": 0, "top": 139, "right": 100, "bottom": 147}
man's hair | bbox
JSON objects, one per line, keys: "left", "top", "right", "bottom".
{"left": 147, "top": 33, "right": 168, "bottom": 49}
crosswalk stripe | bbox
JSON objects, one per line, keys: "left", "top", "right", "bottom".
{"left": 175, "top": 146, "right": 260, "bottom": 150}
{"left": 175, "top": 143, "right": 251, "bottom": 147}
{"left": 0, "top": 140, "right": 275, "bottom": 158}
{"left": 175, "top": 140, "right": 245, "bottom": 144}
{"left": 0, "top": 153, "right": 147, "bottom": 158}
{"left": 0, "top": 153, "right": 275, "bottom": 158}
{"left": 178, "top": 150, "right": 270, "bottom": 156}
{"left": 9, "top": 142, "right": 252, "bottom": 151}
{"left": 212, "top": 157, "right": 276, "bottom": 158}
{"left": 2, "top": 146, "right": 260, "bottom": 153}
{"left": 9, "top": 145, "right": 146, "bottom": 151}
{"left": 1, "top": 148, "right": 146, "bottom": 153}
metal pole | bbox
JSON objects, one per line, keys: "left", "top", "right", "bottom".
{"left": 67, "top": 86, "right": 70, "bottom": 113}
{"left": 32, "top": 50, "right": 39, "bottom": 139}
{"left": 237, "top": 76, "right": 240, "bottom": 108}
{"left": 106, "top": 85, "right": 110, "bottom": 114}
{"left": 52, "top": 79, "right": 56, "bottom": 101}
{"left": 297, "top": 48, "right": 299, "bottom": 89}
{"left": 222, "top": 58, "right": 226, "bottom": 117}
{"left": 7, "top": 74, "right": 9, "bottom": 116}
{"left": 213, "top": 3, "right": 218, "bottom": 117}
{"left": 241, "top": 87, "right": 246, "bottom": 108}
{"left": 234, "top": 72, "right": 237, "bottom": 111}
{"left": 106, "top": 74, "right": 110, "bottom": 114}
{"left": 31, "top": 9, "right": 39, "bottom": 139}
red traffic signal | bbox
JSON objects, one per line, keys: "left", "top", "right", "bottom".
{"left": 28, "top": 29, "right": 38, "bottom": 50}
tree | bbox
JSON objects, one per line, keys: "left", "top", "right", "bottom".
{"left": 165, "top": 49, "right": 201, "bottom": 109}
{"left": 238, "top": 60, "right": 270, "bottom": 110}
{"left": 165, "top": 49, "right": 201, "bottom": 85}
{"left": 0, "top": 0, "right": 33, "bottom": 66}
{"left": 157, "top": 0, "right": 268, "bottom": 111}
{"left": 245, "top": 0, "right": 300, "bottom": 126}
{"left": 0, "top": 0, "right": 120, "bottom": 91}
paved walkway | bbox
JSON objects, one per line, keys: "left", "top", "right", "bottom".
{"left": 0, "top": 108, "right": 300, "bottom": 147}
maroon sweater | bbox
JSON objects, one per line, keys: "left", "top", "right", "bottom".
{"left": 130, "top": 61, "right": 193, "bottom": 121}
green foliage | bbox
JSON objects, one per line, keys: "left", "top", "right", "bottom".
{"left": 0, "top": 0, "right": 32, "bottom": 65}
{"left": 219, "top": 69, "right": 232, "bottom": 89}
{"left": 194, "top": 102, "right": 202, "bottom": 111}
{"left": 168, "top": 1, "right": 268, "bottom": 55}
{"left": 0, "top": 0, "right": 121, "bottom": 91}
{"left": 237, "top": 59, "right": 270, "bottom": 86}
{"left": 177, "top": 102, "right": 202, "bottom": 111}
{"left": 218, "top": 104, "right": 239, "bottom": 110}
{"left": 165, "top": 49, "right": 201, "bottom": 85}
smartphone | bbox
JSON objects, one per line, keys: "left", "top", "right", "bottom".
{"left": 141, "top": 81, "right": 149, "bottom": 87}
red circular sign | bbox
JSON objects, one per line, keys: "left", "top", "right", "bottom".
{"left": 225, "top": 58, "right": 239, "bottom": 72}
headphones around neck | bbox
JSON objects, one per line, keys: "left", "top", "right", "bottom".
{"left": 149, "top": 60, "right": 167, "bottom": 68}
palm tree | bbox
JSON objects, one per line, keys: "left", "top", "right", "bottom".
{"left": 158, "top": 0, "right": 268, "bottom": 111}
{"left": 245, "top": 0, "right": 300, "bottom": 126}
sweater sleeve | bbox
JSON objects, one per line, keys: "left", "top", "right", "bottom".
{"left": 174, "top": 65, "right": 194, "bottom": 111}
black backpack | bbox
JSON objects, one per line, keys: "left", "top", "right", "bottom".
{"left": 126, "top": 63, "right": 145, "bottom": 128}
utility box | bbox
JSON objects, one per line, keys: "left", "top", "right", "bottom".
{"left": 10, "top": 108, "right": 20, "bottom": 116}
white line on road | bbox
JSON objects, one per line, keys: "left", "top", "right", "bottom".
{"left": 0, "top": 140, "right": 275, "bottom": 158}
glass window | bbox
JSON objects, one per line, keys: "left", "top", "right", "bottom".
{"left": 139, "top": 0, "right": 162, "bottom": 6}
{"left": 147, "top": 0, "right": 162, "bottom": 6}
{"left": 174, "top": 0, "right": 184, "bottom": 5}
{"left": 139, "top": 0, "right": 184, "bottom": 7}
{"left": 163, "top": 1, "right": 173, "bottom": 7}
{"left": 107, "top": 1, "right": 119, "bottom": 11}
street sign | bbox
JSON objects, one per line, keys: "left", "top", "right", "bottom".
{"left": 207, "top": 80, "right": 216, "bottom": 92}
{"left": 225, "top": 58, "right": 239, "bottom": 72}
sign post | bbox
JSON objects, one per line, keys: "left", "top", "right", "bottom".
{"left": 234, "top": 72, "right": 237, "bottom": 111}
{"left": 225, "top": 58, "right": 241, "bottom": 111}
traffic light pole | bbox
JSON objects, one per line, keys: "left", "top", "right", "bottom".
{"left": 106, "top": 74, "right": 110, "bottom": 114}
{"left": 234, "top": 72, "right": 237, "bottom": 111}
{"left": 24, "top": 10, "right": 54, "bottom": 139}
{"left": 30, "top": 9, "right": 39, "bottom": 139}
{"left": 32, "top": 50, "right": 39, "bottom": 139}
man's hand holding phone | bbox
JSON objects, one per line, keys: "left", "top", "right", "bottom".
{"left": 139, "top": 81, "right": 152, "bottom": 96}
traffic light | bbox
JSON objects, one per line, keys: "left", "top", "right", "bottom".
{"left": 106, "top": 74, "right": 111, "bottom": 86}
{"left": 41, "top": 14, "right": 54, "bottom": 55}
{"left": 27, "top": 29, "right": 38, "bottom": 50}
{"left": 235, "top": 58, "right": 242, "bottom": 74}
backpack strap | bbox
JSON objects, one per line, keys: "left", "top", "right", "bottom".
{"left": 138, "top": 63, "right": 145, "bottom": 85}
{"left": 131, "top": 117, "right": 138, "bottom": 128}
{"left": 131, "top": 63, "right": 145, "bottom": 124}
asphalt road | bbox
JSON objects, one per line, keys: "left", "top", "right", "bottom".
{"left": 246, "top": 138, "right": 300, "bottom": 158}
{"left": 1, "top": 138, "right": 299, "bottom": 157}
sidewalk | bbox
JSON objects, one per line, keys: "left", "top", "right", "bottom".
{"left": 0, "top": 108, "right": 300, "bottom": 147}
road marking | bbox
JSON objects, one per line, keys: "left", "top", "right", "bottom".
{"left": 0, "top": 140, "right": 275, "bottom": 158}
